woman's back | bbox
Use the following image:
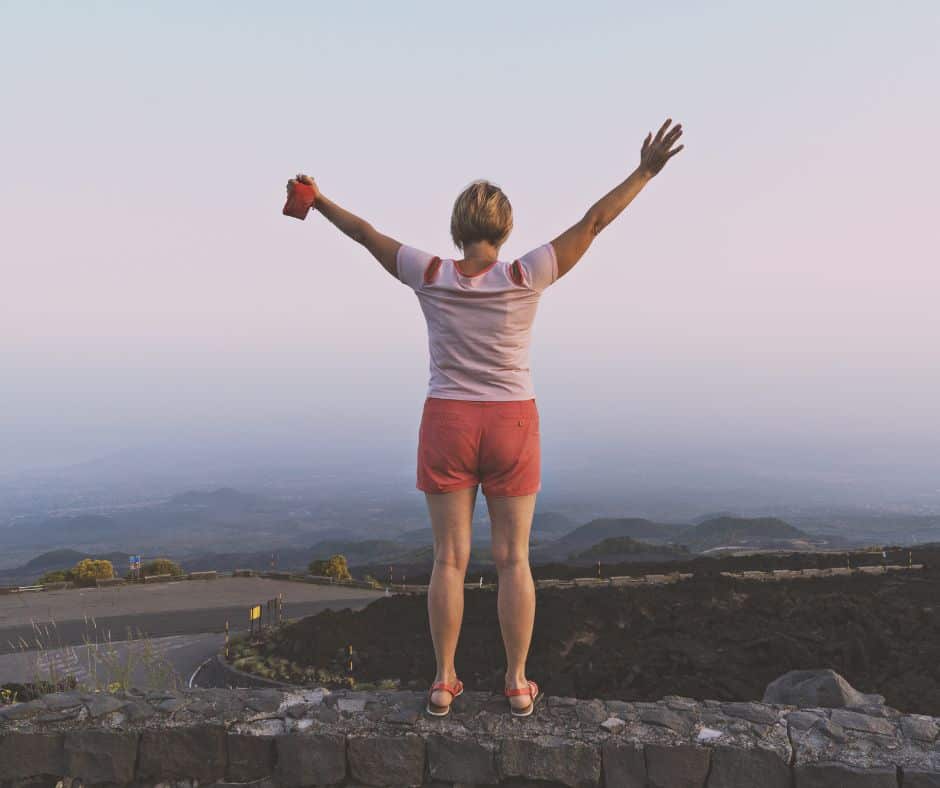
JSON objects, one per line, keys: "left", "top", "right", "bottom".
{"left": 397, "top": 243, "right": 558, "bottom": 400}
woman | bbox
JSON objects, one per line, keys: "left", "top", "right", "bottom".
{"left": 286, "top": 118, "right": 683, "bottom": 717}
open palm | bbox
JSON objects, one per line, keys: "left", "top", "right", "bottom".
{"left": 640, "top": 118, "right": 684, "bottom": 176}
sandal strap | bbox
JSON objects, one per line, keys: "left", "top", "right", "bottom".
{"left": 505, "top": 680, "right": 537, "bottom": 698}
{"left": 430, "top": 679, "right": 462, "bottom": 697}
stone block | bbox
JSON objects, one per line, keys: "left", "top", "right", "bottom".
{"left": 639, "top": 705, "right": 692, "bottom": 734}
{"left": 602, "top": 740, "right": 646, "bottom": 787}
{"left": 427, "top": 734, "right": 498, "bottom": 784}
{"left": 64, "top": 731, "right": 137, "bottom": 785}
{"left": 576, "top": 699, "right": 608, "bottom": 724}
{"left": 226, "top": 733, "right": 276, "bottom": 781}
{"left": 794, "top": 762, "right": 898, "bottom": 787}
{"left": 499, "top": 735, "right": 600, "bottom": 788}
{"left": 830, "top": 709, "right": 896, "bottom": 737}
{"left": 138, "top": 725, "right": 226, "bottom": 782}
{"left": 720, "top": 701, "right": 779, "bottom": 726}
{"left": 646, "top": 743, "right": 710, "bottom": 788}
{"left": 0, "top": 702, "right": 44, "bottom": 722}
{"left": 904, "top": 771, "right": 940, "bottom": 788}
{"left": 348, "top": 734, "right": 425, "bottom": 786}
{"left": 706, "top": 745, "right": 789, "bottom": 788}
{"left": 275, "top": 732, "right": 346, "bottom": 786}
{"left": 85, "top": 694, "right": 126, "bottom": 718}
{"left": 41, "top": 693, "right": 82, "bottom": 712}
{"left": 902, "top": 717, "right": 940, "bottom": 742}
{"left": 0, "top": 733, "right": 65, "bottom": 780}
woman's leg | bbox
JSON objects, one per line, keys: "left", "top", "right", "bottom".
{"left": 426, "top": 485, "right": 477, "bottom": 709}
{"left": 486, "top": 492, "right": 537, "bottom": 710}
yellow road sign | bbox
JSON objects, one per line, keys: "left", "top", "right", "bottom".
{"left": 249, "top": 605, "right": 261, "bottom": 621}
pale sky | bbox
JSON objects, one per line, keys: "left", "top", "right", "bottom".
{"left": 2, "top": 1, "right": 939, "bottom": 486}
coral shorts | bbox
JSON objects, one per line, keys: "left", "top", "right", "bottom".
{"left": 416, "top": 396, "right": 541, "bottom": 497}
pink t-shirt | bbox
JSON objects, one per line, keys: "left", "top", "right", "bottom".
{"left": 396, "top": 242, "right": 558, "bottom": 400}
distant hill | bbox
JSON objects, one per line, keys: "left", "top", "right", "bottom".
{"left": 531, "top": 511, "right": 576, "bottom": 537}
{"left": 397, "top": 511, "right": 574, "bottom": 546}
{"left": 570, "top": 537, "right": 690, "bottom": 562}
{"left": 397, "top": 528, "right": 434, "bottom": 545}
{"left": 0, "top": 549, "right": 132, "bottom": 585}
{"left": 22, "top": 548, "right": 131, "bottom": 572}
{"left": 678, "top": 516, "right": 810, "bottom": 552}
{"left": 22, "top": 549, "right": 88, "bottom": 570}
{"left": 352, "top": 543, "right": 495, "bottom": 577}
{"left": 536, "top": 517, "right": 685, "bottom": 557}
{"left": 691, "top": 511, "right": 740, "bottom": 525}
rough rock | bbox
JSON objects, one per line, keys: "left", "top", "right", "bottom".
{"left": 763, "top": 669, "right": 885, "bottom": 708}
{"left": 348, "top": 733, "right": 425, "bottom": 786}
{"left": 499, "top": 735, "right": 601, "bottom": 788}
{"left": 138, "top": 725, "right": 227, "bottom": 782}
{"left": 706, "top": 745, "right": 790, "bottom": 788}
{"left": 0, "top": 733, "right": 65, "bottom": 780}
{"left": 793, "top": 762, "right": 898, "bottom": 787}
{"left": 427, "top": 734, "right": 499, "bottom": 785}
{"left": 64, "top": 730, "right": 137, "bottom": 785}
{"left": 645, "top": 743, "right": 710, "bottom": 788}
{"left": 601, "top": 741, "right": 646, "bottom": 788}
{"left": 275, "top": 731, "right": 346, "bottom": 786}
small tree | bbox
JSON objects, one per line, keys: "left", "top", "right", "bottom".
{"left": 37, "top": 569, "right": 71, "bottom": 585}
{"left": 140, "top": 558, "right": 183, "bottom": 578}
{"left": 73, "top": 558, "right": 114, "bottom": 586}
{"left": 308, "top": 554, "right": 352, "bottom": 581}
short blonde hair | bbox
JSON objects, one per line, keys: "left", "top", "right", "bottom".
{"left": 450, "top": 180, "right": 513, "bottom": 251}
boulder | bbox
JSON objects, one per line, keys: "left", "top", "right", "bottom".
{"left": 763, "top": 669, "right": 885, "bottom": 708}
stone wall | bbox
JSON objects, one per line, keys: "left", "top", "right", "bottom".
{"left": 1, "top": 687, "right": 938, "bottom": 787}
{"left": 1, "top": 564, "right": 924, "bottom": 599}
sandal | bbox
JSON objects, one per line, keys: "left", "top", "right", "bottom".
{"left": 426, "top": 678, "right": 464, "bottom": 717}
{"left": 505, "top": 679, "right": 540, "bottom": 717}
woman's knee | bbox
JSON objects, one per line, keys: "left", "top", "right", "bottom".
{"left": 493, "top": 547, "right": 530, "bottom": 574}
{"left": 433, "top": 548, "right": 470, "bottom": 573}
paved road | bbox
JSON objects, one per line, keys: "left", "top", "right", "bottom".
{"left": 0, "top": 578, "right": 385, "bottom": 656}
{"left": 0, "top": 632, "right": 225, "bottom": 690}
{"left": 0, "top": 579, "right": 386, "bottom": 690}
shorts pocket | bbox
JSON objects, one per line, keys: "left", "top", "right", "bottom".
{"left": 495, "top": 413, "right": 538, "bottom": 435}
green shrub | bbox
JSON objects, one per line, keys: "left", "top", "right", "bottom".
{"left": 37, "top": 570, "right": 71, "bottom": 585}
{"left": 72, "top": 559, "right": 114, "bottom": 586}
{"left": 308, "top": 554, "right": 352, "bottom": 581}
{"left": 140, "top": 558, "right": 183, "bottom": 578}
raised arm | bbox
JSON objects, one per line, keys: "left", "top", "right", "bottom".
{"left": 550, "top": 118, "right": 684, "bottom": 280}
{"left": 286, "top": 174, "right": 402, "bottom": 279}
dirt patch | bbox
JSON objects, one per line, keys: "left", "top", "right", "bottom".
{"left": 261, "top": 552, "right": 940, "bottom": 717}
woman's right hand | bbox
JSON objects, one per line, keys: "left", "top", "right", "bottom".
{"left": 286, "top": 172, "right": 318, "bottom": 193}
{"left": 639, "top": 118, "right": 684, "bottom": 177}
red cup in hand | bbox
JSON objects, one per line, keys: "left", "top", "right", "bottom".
{"left": 283, "top": 176, "right": 318, "bottom": 220}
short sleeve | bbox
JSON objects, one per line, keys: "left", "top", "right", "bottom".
{"left": 396, "top": 244, "right": 435, "bottom": 290}
{"left": 516, "top": 243, "right": 558, "bottom": 293}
